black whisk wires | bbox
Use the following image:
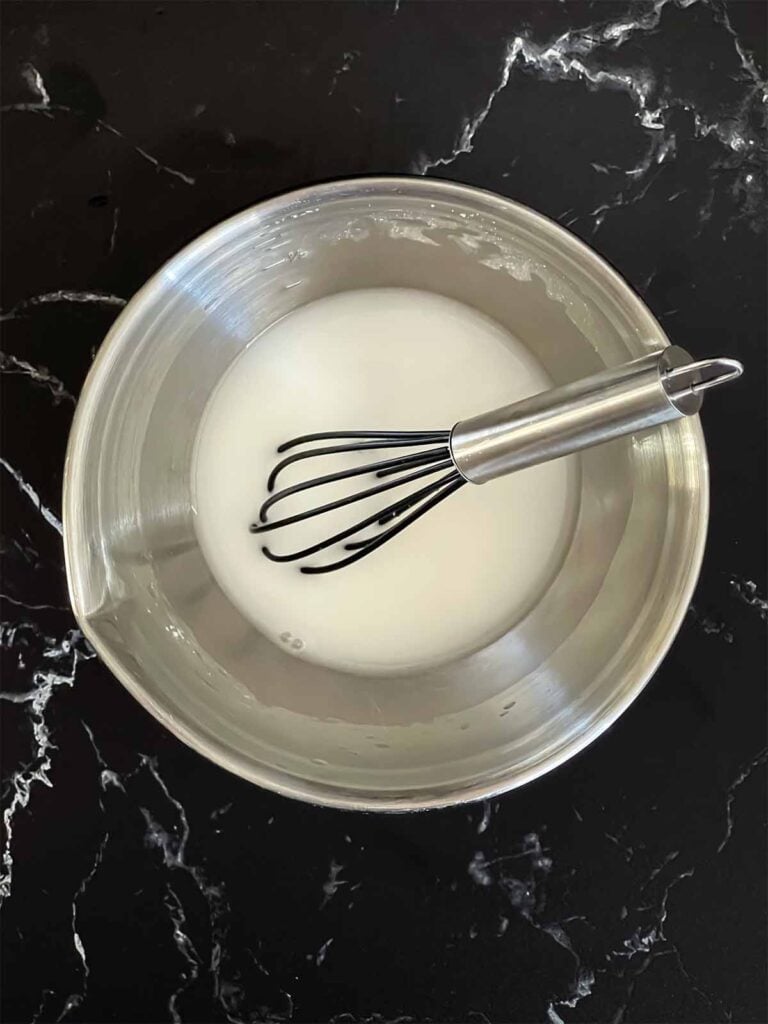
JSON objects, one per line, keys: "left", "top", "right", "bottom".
{"left": 250, "top": 431, "right": 465, "bottom": 573}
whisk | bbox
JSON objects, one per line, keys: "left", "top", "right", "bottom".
{"left": 251, "top": 347, "right": 742, "bottom": 574}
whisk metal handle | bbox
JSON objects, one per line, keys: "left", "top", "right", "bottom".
{"left": 450, "top": 346, "right": 743, "bottom": 485}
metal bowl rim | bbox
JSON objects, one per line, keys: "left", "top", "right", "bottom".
{"left": 63, "top": 175, "right": 709, "bottom": 811}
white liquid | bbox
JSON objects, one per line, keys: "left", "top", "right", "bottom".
{"left": 193, "top": 289, "right": 576, "bottom": 674}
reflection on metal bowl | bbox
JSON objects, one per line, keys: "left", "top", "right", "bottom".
{"left": 63, "top": 178, "right": 708, "bottom": 810}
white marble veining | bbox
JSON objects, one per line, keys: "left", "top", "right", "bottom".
{"left": 2, "top": 64, "right": 196, "bottom": 186}
{"left": 1, "top": 289, "right": 127, "bottom": 320}
{"left": 729, "top": 576, "right": 768, "bottom": 621}
{"left": 716, "top": 746, "right": 768, "bottom": 854}
{"left": 57, "top": 832, "right": 110, "bottom": 1021}
{"left": 0, "top": 458, "right": 63, "bottom": 535}
{"left": 0, "top": 627, "right": 94, "bottom": 900}
{"left": 0, "top": 2, "right": 764, "bottom": 1020}
{"left": 328, "top": 51, "right": 359, "bottom": 96}
{"left": 415, "top": 0, "right": 765, "bottom": 238}
{"left": 462, "top": 783, "right": 767, "bottom": 1023}
{"left": 320, "top": 860, "right": 348, "bottom": 908}
{"left": 0, "top": 351, "right": 75, "bottom": 404}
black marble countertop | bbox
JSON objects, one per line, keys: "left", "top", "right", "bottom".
{"left": 1, "top": 2, "right": 766, "bottom": 1022}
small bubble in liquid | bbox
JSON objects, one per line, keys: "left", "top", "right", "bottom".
{"left": 279, "top": 631, "right": 304, "bottom": 651}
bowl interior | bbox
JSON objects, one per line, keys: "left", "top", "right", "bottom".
{"left": 64, "top": 178, "right": 708, "bottom": 809}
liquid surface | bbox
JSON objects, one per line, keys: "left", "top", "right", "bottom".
{"left": 193, "top": 288, "right": 576, "bottom": 673}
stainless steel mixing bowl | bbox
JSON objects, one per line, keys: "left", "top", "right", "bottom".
{"left": 63, "top": 177, "right": 708, "bottom": 810}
